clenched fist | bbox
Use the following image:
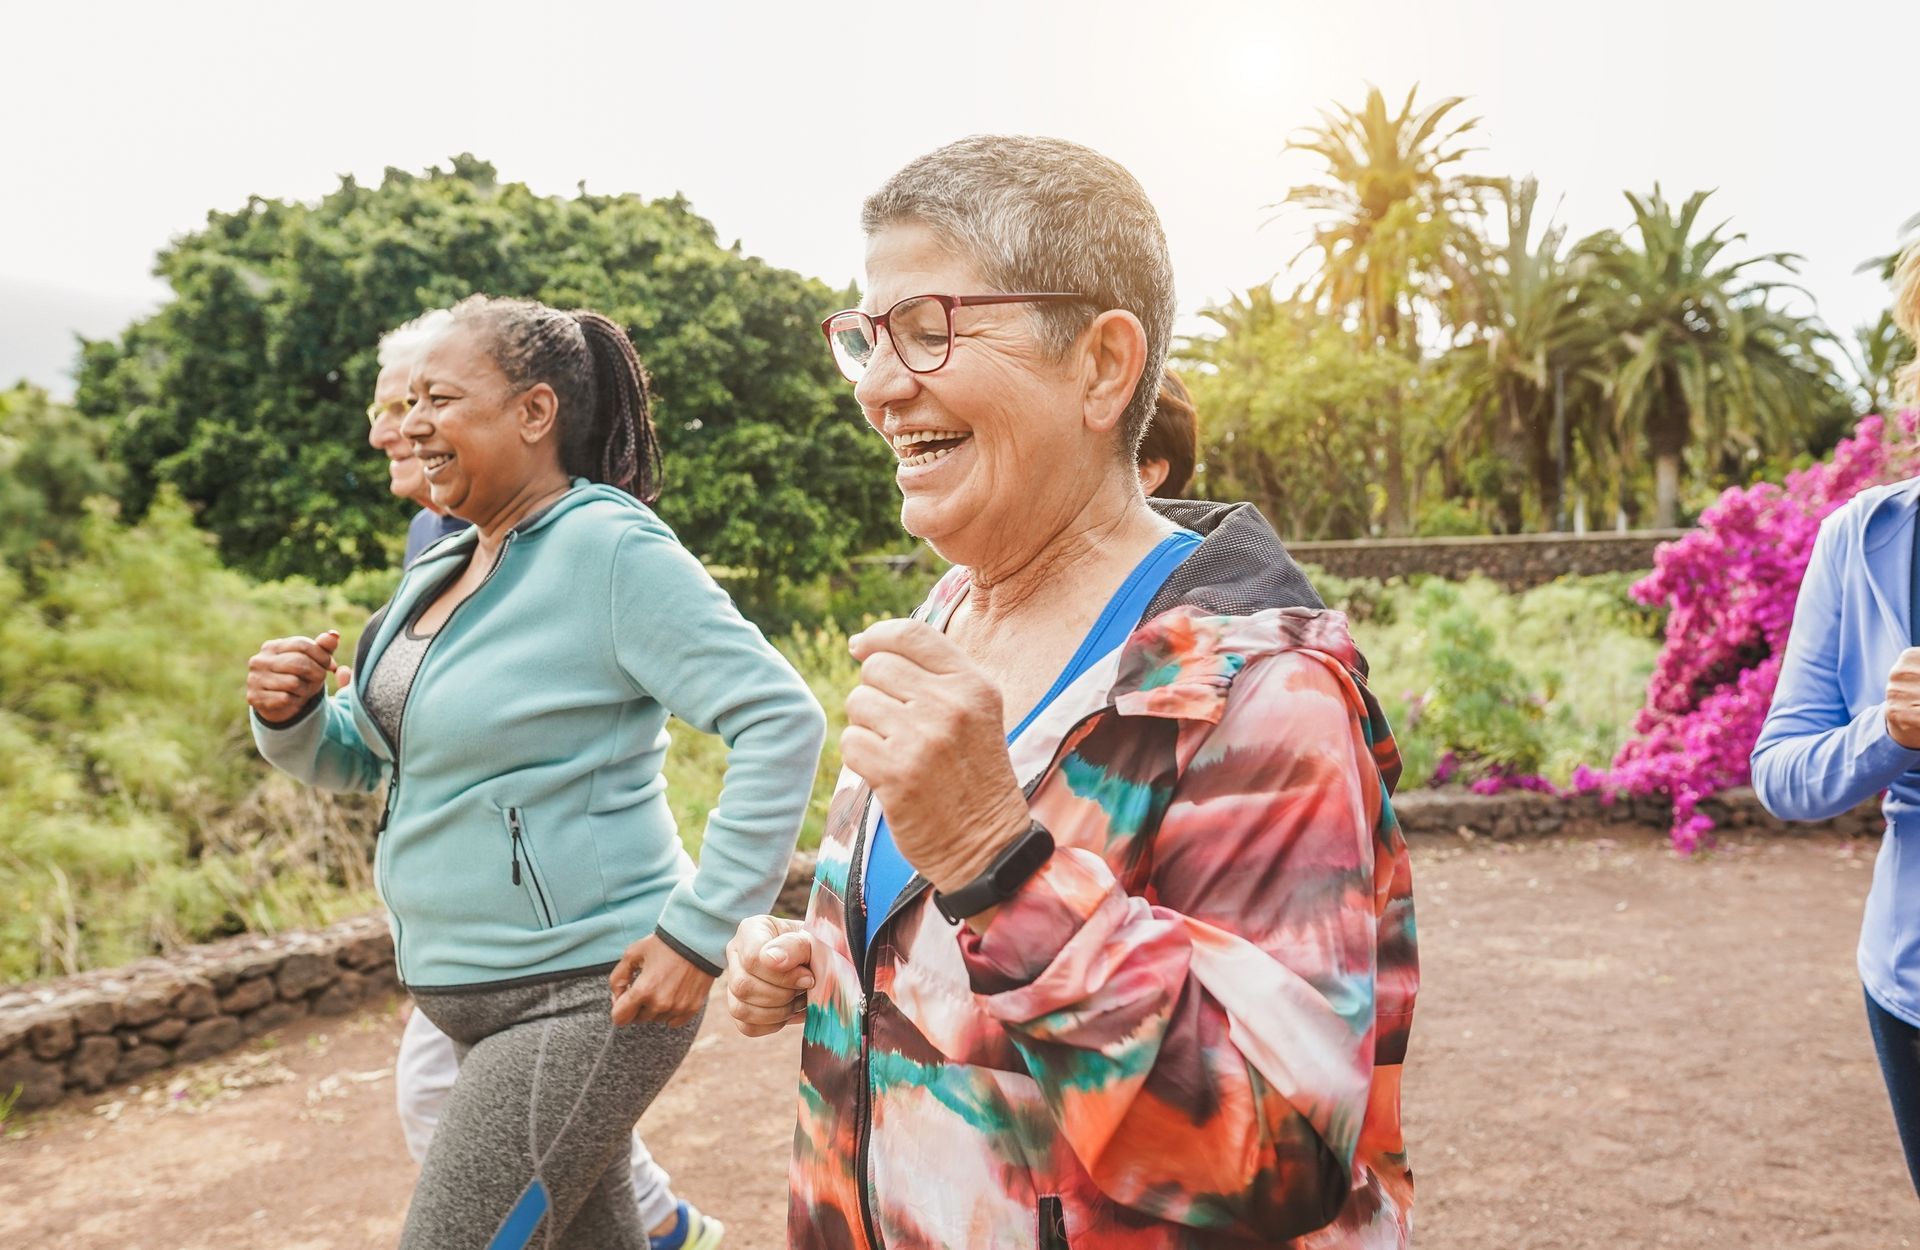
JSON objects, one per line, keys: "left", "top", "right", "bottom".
{"left": 724, "top": 915, "right": 815, "bottom": 1038}
{"left": 246, "top": 630, "right": 345, "bottom": 726}
{"left": 1887, "top": 647, "right": 1920, "bottom": 749}
{"left": 841, "top": 619, "right": 1032, "bottom": 895}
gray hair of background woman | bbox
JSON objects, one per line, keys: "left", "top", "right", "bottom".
{"left": 861, "top": 135, "right": 1176, "bottom": 458}
{"left": 377, "top": 308, "right": 454, "bottom": 369}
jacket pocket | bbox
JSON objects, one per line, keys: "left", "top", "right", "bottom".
{"left": 502, "top": 807, "right": 556, "bottom": 929}
{"left": 1037, "top": 1196, "right": 1070, "bottom": 1250}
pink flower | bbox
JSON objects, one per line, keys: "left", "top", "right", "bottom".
{"left": 1579, "top": 411, "right": 1920, "bottom": 849}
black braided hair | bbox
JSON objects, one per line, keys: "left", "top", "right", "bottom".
{"left": 445, "top": 295, "right": 665, "bottom": 504}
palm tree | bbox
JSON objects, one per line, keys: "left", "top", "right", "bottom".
{"left": 1445, "top": 178, "right": 1610, "bottom": 531}
{"left": 1854, "top": 313, "right": 1916, "bottom": 418}
{"left": 1577, "top": 187, "right": 1848, "bottom": 527}
{"left": 1852, "top": 211, "right": 1920, "bottom": 415}
{"left": 1280, "top": 84, "right": 1497, "bottom": 534}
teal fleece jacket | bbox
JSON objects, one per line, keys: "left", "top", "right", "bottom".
{"left": 251, "top": 481, "right": 827, "bottom": 987}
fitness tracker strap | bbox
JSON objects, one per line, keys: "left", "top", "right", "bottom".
{"left": 932, "top": 820, "right": 1056, "bottom": 923}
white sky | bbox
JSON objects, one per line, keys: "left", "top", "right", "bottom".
{"left": 4, "top": 0, "right": 1918, "bottom": 396}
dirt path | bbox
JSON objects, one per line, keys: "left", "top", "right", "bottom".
{"left": 2, "top": 832, "right": 1915, "bottom": 1248}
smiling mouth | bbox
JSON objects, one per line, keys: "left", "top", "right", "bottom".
{"left": 421, "top": 452, "right": 455, "bottom": 473}
{"left": 890, "top": 429, "right": 971, "bottom": 468}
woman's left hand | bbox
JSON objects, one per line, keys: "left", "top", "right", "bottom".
{"left": 842, "top": 619, "right": 1032, "bottom": 894}
{"left": 609, "top": 935, "right": 713, "bottom": 1029}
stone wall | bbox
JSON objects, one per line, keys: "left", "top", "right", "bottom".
{"left": 1286, "top": 529, "right": 1689, "bottom": 591}
{"left": 0, "top": 915, "right": 397, "bottom": 1114}
{"left": 0, "top": 786, "right": 1877, "bottom": 1114}
{"left": 1390, "top": 785, "right": 1885, "bottom": 841}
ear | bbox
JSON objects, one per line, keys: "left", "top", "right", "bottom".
{"left": 517, "top": 382, "right": 560, "bottom": 446}
{"left": 1137, "top": 457, "right": 1170, "bottom": 496}
{"left": 1078, "top": 310, "right": 1149, "bottom": 438}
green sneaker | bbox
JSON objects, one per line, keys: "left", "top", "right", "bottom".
{"left": 681, "top": 1204, "right": 725, "bottom": 1250}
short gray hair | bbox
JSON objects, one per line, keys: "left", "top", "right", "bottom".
{"left": 861, "top": 136, "right": 1175, "bottom": 453}
{"left": 376, "top": 308, "right": 453, "bottom": 370}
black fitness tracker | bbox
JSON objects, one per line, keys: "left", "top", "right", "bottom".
{"left": 932, "top": 820, "right": 1056, "bottom": 923}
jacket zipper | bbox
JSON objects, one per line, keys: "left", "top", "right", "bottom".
{"left": 845, "top": 791, "right": 887, "bottom": 1250}
{"left": 1038, "top": 1195, "right": 1070, "bottom": 1249}
{"left": 506, "top": 807, "right": 555, "bottom": 928}
{"left": 841, "top": 704, "right": 1111, "bottom": 1250}
{"left": 366, "top": 532, "right": 520, "bottom": 983}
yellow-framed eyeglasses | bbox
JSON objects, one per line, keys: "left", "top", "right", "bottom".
{"left": 365, "top": 398, "right": 410, "bottom": 425}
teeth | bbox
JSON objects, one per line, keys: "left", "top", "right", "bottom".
{"left": 891, "top": 429, "right": 968, "bottom": 455}
{"left": 899, "top": 444, "right": 959, "bottom": 469}
{"left": 423, "top": 454, "right": 453, "bottom": 470}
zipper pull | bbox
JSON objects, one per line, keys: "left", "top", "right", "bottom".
{"left": 509, "top": 809, "right": 523, "bottom": 885}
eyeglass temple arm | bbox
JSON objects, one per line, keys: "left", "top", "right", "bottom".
{"left": 948, "top": 293, "right": 1083, "bottom": 309}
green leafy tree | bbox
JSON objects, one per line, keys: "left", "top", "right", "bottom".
{"left": 75, "top": 157, "right": 896, "bottom": 583}
{"left": 0, "top": 384, "right": 122, "bottom": 578}
{"left": 1279, "top": 85, "right": 1498, "bottom": 534}
{"left": 1576, "top": 187, "right": 1851, "bottom": 527}
{"left": 1184, "top": 290, "right": 1423, "bottom": 539}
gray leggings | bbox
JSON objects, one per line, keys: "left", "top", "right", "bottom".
{"left": 400, "top": 967, "right": 701, "bottom": 1250}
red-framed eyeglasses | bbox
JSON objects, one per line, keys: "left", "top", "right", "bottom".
{"left": 819, "top": 292, "right": 1085, "bottom": 383}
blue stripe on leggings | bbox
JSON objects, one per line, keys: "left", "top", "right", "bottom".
{"left": 488, "top": 1178, "right": 550, "bottom": 1250}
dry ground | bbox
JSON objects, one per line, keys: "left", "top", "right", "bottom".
{"left": 2, "top": 831, "right": 1915, "bottom": 1248}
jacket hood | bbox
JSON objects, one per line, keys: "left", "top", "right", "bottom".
{"left": 1143, "top": 499, "right": 1326, "bottom": 619}
{"left": 1123, "top": 500, "right": 1398, "bottom": 794}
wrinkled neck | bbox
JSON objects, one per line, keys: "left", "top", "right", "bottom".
{"left": 961, "top": 482, "right": 1172, "bottom": 640}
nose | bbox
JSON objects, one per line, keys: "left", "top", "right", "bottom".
{"left": 399, "top": 398, "right": 432, "bottom": 446}
{"left": 852, "top": 330, "right": 918, "bottom": 423}
{"left": 368, "top": 409, "right": 398, "bottom": 452}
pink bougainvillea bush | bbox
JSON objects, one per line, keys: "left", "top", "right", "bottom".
{"left": 1573, "top": 413, "right": 1920, "bottom": 850}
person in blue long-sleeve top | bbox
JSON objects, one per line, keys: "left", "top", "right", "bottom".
{"left": 1752, "top": 243, "right": 1920, "bottom": 1191}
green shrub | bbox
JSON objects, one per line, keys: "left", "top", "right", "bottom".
{"left": 1353, "top": 574, "right": 1658, "bottom": 787}
{"left": 721, "top": 556, "right": 940, "bottom": 637}
{"left": 1413, "top": 497, "right": 1488, "bottom": 537}
{"left": 1300, "top": 562, "right": 1397, "bottom": 625}
{"left": 0, "top": 385, "right": 122, "bottom": 580}
{"left": 0, "top": 491, "right": 379, "bottom": 982}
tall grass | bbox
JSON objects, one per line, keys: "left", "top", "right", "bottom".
{"left": 0, "top": 493, "right": 381, "bottom": 982}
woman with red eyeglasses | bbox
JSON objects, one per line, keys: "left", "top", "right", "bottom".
{"left": 725, "top": 135, "right": 1417, "bottom": 1250}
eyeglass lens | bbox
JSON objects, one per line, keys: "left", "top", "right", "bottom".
{"left": 826, "top": 296, "right": 955, "bottom": 382}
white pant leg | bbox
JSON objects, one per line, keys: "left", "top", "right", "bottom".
{"left": 393, "top": 1005, "right": 460, "bottom": 1164}
{"left": 629, "top": 1131, "right": 678, "bottom": 1231}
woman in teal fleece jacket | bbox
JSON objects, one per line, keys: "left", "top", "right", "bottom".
{"left": 244, "top": 296, "right": 826, "bottom": 1248}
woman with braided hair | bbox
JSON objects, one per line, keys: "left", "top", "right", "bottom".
{"left": 244, "top": 295, "right": 825, "bottom": 1247}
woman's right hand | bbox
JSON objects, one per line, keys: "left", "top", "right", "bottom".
{"left": 247, "top": 629, "right": 343, "bottom": 725}
{"left": 725, "top": 914, "right": 815, "bottom": 1038}
{"left": 1891, "top": 647, "right": 1920, "bottom": 749}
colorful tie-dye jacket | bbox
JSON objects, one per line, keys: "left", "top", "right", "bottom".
{"left": 788, "top": 501, "right": 1417, "bottom": 1249}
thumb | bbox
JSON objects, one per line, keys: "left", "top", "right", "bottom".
{"left": 763, "top": 931, "right": 813, "bottom": 974}
{"left": 316, "top": 629, "right": 342, "bottom": 656}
